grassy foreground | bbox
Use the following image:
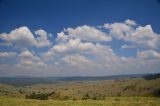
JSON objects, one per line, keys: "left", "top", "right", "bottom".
{"left": 0, "top": 96, "right": 160, "bottom": 106}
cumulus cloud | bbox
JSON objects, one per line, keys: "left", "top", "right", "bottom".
{"left": 0, "top": 26, "right": 37, "bottom": 47}
{"left": 125, "top": 25, "right": 160, "bottom": 49}
{"left": 104, "top": 21, "right": 133, "bottom": 39}
{"left": 16, "top": 60, "right": 47, "bottom": 69}
{"left": 42, "top": 20, "right": 160, "bottom": 75}
{"left": 0, "top": 52, "right": 17, "bottom": 58}
{"left": 35, "top": 29, "right": 51, "bottom": 47}
{"left": 104, "top": 20, "right": 160, "bottom": 49}
{"left": 0, "top": 19, "right": 160, "bottom": 76}
{"left": 44, "top": 36, "right": 126, "bottom": 72}
{"left": 16, "top": 50, "right": 47, "bottom": 69}
{"left": 125, "top": 19, "right": 136, "bottom": 26}
{"left": 137, "top": 50, "right": 160, "bottom": 59}
{"left": 42, "top": 38, "right": 96, "bottom": 62}
{"left": 56, "top": 32, "right": 69, "bottom": 43}
{"left": 18, "top": 50, "right": 40, "bottom": 61}
{"left": 0, "top": 26, "right": 51, "bottom": 48}
{"left": 56, "top": 25, "right": 112, "bottom": 42}
{"left": 53, "top": 38, "right": 95, "bottom": 53}
{"left": 62, "top": 54, "right": 94, "bottom": 67}
{"left": 121, "top": 44, "right": 136, "bottom": 49}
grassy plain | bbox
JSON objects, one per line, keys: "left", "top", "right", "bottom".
{"left": 0, "top": 96, "right": 160, "bottom": 106}
{"left": 0, "top": 77, "right": 160, "bottom": 106}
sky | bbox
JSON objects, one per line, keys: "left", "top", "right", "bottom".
{"left": 0, "top": 0, "right": 160, "bottom": 77}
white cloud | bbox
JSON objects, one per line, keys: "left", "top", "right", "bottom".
{"left": 125, "top": 25, "right": 160, "bottom": 49}
{"left": 104, "top": 20, "right": 160, "bottom": 49}
{"left": 121, "top": 44, "right": 136, "bottom": 49}
{"left": 0, "top": 52, "right": 17, "bottom": 58}
{"left": 53, "top": 38, "right": 95, "bottom": 53}
{"left": 137, "top": 50, "right": 160, "bottom": 59}
{"left": 42, "top": 38, "right": 96, "bottom": 61}
{"left": 0, "top": 26, "right": 51, "bottom": 48}
{"left": 62, "top": 54, "right": 94, "bottom": 67}
{"left": 16, "top": 50, "right": 47, "bottom": 69}
{"left": 57, "top": 25, "right": 112, "bottom": 42}
{"left": 104, "top": 21, "right": 133, "bottom": 39}
{"left": 35, "top": 29, "right": 47, "bottom": 37}
{"left": 18, "top": 50, "right": 40, "bottom": 61}
{"left": 42, "top": 21, "right": 160, "bottom": 75}
{"left": 0, "top": 26, "right": 37, "bottom": 47}
{"left": 42, "top": 50, "right": 55, "bottom": 61}
{"left": 45, "top": 37, "right": 122, "bottom": 70}
{"left": 125, "top": 19, "right": 136, "bottom": 26}
{"left": 16, "top": 60, "right": 47, "bottom": 69}
{"left": 1, "top": 20, "right": 160, "bottom": 76}
{"left": 56, "top": 32, "right": 69, "bottom": 43}
{"left": 35, "top": 29, "right": 51, "bottom": 47}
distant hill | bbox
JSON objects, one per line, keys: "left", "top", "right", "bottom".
{"left": 0, "top": 74, "right": 148, "bottom": 86}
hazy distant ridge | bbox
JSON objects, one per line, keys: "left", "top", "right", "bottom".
{"left": 0, "top": 73, "right": 150, "bottom": 86}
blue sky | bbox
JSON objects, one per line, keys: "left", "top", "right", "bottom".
{"left": 0, "top": 0, "right": 160, "bottom": 76}
{"left": 1, "top": 0, "right": 160, "bottom": 33}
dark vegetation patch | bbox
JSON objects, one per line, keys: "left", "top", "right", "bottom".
{"left": 152, "top": 89, "right": 160, "bottom": 97}
{"left": 26, "top": 92, "right": 55, "bottom": 100}
{"left": 82, "top": 93, "right": 105, "bottom": 100}
{"left": 143, "top": 73, "right": 160, "bottom": 81}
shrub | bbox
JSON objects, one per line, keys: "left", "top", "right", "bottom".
{"left": 92, "top": 93, "right": 105, "bottom": 100}
{"left": 114, "top": 98, "right": 120, "bottom": 101}
{"left": 25, "top": 92, "right": 54, "bottom": 100}
{"left": 82, "top": 93, "right": 90, "bottom": 100}
{"left": 82, "top": 93, "right": 105, "bottom": 100}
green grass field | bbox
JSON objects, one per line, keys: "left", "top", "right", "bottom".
{"left": 0, "top": 96, "right": 160, "bottom": 106}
